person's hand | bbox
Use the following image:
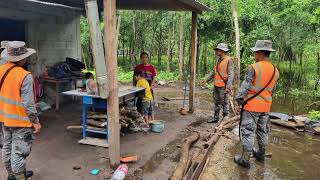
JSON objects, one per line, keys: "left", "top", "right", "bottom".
{"left": 32, "top": 122, "right": 42, "bottom": 134}
{"left": 200, "top": 80, "right": 206, "bottom": 87}
{"left": 224, "top": 87, "right": 231, "bottom": 94}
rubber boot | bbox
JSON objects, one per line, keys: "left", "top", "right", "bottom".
{"left": 234, "top": 151, "right": 251, "bottom": 169}
{"left": 207, "top": 116, "right": 219, "bottom": 123}
{"left": 253, "top": 147, "right": 265, "bottom": 162}
{"left": 8, "top": 171, "right": 33, "bottom": 180}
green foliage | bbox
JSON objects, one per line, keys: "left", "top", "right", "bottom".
{"left": 118, "top": 67, "right": 133, "bottom": 84}
{"left": 309, "top": 110, "right": 320, "bottom": 121}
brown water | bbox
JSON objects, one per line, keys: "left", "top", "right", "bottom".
{"left": 156, "top": 88, "right": 320, "bottom": 180}
{"left": 233, "top": 127, "right": 320, "bottom": 180}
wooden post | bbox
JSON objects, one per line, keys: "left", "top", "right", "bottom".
{"left": 189, "top": 12, "right": 197, "bottom": 113}
{"left": 104, "top": 0, "right": 120, "bottom": 167}
{"left": 84, "top": 0, "right": 108, "bottom": 98}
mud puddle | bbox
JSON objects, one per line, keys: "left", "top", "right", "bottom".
{"left": 231, "top": 126, "right": 320, "bottom": 180}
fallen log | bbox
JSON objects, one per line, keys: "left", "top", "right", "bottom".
{"left": 171, "top": 132, "right": 200, "bottom": 180}
{"left": 215, "top": 115, "right": 240, "bottom": 131}
{"left": 270, "top": 119, "right": 304, "bottom": 131}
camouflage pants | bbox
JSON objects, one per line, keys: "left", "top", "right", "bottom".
{"left": 2, "top": 126, "right": 34, "bottom": 175}
{"left": 240, "top": 110, "right": 270, "bottom": 152}
{"left": 213, "top": 86, "right": 229, "bottom": 120}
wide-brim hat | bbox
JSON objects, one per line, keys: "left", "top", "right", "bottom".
{"left": 251, "top": 40, "right": 275, "bottom": 52}
{"left": 215, "top": 43, "right": 229, "bottom": 52}
{"left": 0, "top": 41, "right": 36, "bottom": 62}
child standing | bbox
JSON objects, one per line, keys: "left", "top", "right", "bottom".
{"left": 134, "top": 71, "right": 154, "bottom": 126}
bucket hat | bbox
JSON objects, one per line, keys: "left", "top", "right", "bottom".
{"left": 251, "top": 40, "right": 275, "bottom": 52}
{"left": 0, "top": 41, "right": 36, "bottom": 62}
{"left": 215, "top": 43, "right": 229, "bottom": 52}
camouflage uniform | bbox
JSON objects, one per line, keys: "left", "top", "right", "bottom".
{"left": 1, "top": 73, "right": 38, "bottom": 177}
{"left": 1, "top": 41, "right": 39, "bottom": 180}
{"left": 207, "top": 57, "right": 234, "bottom": 121}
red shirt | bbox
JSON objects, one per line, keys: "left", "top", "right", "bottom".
{"left": 134, "top": 64, "right": 157, "bottom": 83}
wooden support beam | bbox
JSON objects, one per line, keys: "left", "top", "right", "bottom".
{"left": 104, "top": 0, "right": 120, "bottom": 167}
{"left": 189, "top": 12, "right": 198, "bottom": 113}
{"left": 85, "top": 0, "right": 108, "bottom": 98}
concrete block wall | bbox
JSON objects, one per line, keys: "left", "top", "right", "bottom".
{"left": 0, "top": 0, "right": 82, "bottom": 106}
{"left": 0, "top": 0, "right": 82, "bottom": 76}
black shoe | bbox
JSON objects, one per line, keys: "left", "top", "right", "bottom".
{"left": 7, "top": 171, "right": 33, "bottom": 180}
{"left": 253, "top": 148, "right": 265, "bottom": 162}
{"left": 234, "top": 154, "right": 250, "bottom": 169}
{"left": 207, "top": 117, "right": 219, "bottom": 123}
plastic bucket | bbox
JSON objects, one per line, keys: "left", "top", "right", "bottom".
{"left": 150, "top": 120, "right": 165, "bottom": 133}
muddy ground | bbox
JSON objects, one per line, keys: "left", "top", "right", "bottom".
{"left": 0, "top": 83, "right": 319, "bottom": 180}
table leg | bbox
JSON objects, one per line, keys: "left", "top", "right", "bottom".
{"left": 82, "top": 104, "right": 87, "bottom": 140}
{"left": 56, "top": 83, "right": 59, "bottom": 111}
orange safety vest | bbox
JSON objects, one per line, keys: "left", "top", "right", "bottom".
{"left": 243, "top": 61, "right": 279, "bottom": 113}
{"left": 0, "top": 62, "right": 33, "bottom": 127}
{"left": 214, "top": 56, "right": 231, "bottom": 87}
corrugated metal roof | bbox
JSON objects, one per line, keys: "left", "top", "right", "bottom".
{"left": 31, "top": 0, "right": 212, "bottom": 12}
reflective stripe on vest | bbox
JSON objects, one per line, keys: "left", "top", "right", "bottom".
{"left": 214, "top": 56, "right": 231, "bottom": 87}
{"left": 243, "top": 61, "right": 279, "bottom": 113}
{"left": 0, "top": 62, "right": 32, "bottom": 127}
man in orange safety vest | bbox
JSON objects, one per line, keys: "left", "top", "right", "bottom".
{"left": 234, "top": 40, "right": 279, "bottom": 168}
{"left": 0, "top": 41, "right": 41, "bottom": 180}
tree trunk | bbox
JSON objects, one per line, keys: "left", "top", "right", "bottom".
{"left": 158, "top": 26, "right": 163, "bottom": 66}
{"left": 178, "top": 15, "right": 185, "bottom": 81}
{"left": 196, "top": 42, "right": 201, "bottom": 75}
{"left": 166, "top": 23, "right": 172, "bottom": 72}
{"left": 203, "top": 42, "right": 208, "bottom": 75}
{"left": 316, "top": 52, "right": 320, "bottom": 91}
{"left": 169, "top": 23, "right": 175, "bottom": 69}
{"left": 131, "top": 11, "right": 137, "bottom": 65}
{"left": 232, "top": 0, "right": 241, "bottom": 96}
{"left": 299, "top": 51, "right": 303, "bottom": 66}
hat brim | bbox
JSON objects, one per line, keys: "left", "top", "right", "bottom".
{"left": 215, "top": 47, "right": 230, "bottom": 52}
{"left": 1, "top": 48, "right": 36, "bottom": 62}
{"left": 251, "top": 47, "right": 275, "bottom": 52}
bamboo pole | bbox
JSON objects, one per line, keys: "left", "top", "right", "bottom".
{"left": 189, "top": 12, "right": 198, "bottom": 113}
{"left": 85, "top": 0, "right": 108, "bottom": 98}
{"left": 104, "top": 0, "right": 120, "bottom": 167}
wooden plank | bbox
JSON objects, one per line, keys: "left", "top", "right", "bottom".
{"left": 104, "top": 0, "right": 120, "bottom": 167}
{"left": 189, "top": 12, "right": 197, "bottom": 113}
{"left": 85, "top": 0, "right": 109, "bottom": 98}
{"left": 78, "top": 137, "right": 109, "bottom": 148}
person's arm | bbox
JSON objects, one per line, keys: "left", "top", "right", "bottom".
{"left": 236, "top": 66, "right": 255, "bottom": 105}
{"left": 21, "top": 74, "right": 40, "bottom": 132}
{"left": 206, "top": 71, "right": 215, "bottom": 83}
{"left": 226, "top": 59, "right": 235, "bottom": 89}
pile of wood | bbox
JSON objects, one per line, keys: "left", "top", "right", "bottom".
{"left": 86, "top": 106, "right": 145, "bottom": 132}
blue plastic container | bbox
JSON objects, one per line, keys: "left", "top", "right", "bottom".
{"left": 150, "top": 120, "right": 165, "bottom": 133}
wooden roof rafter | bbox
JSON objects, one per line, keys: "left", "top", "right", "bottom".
{"left": 28, "top": 0, "right": 212, "bottom": 12}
